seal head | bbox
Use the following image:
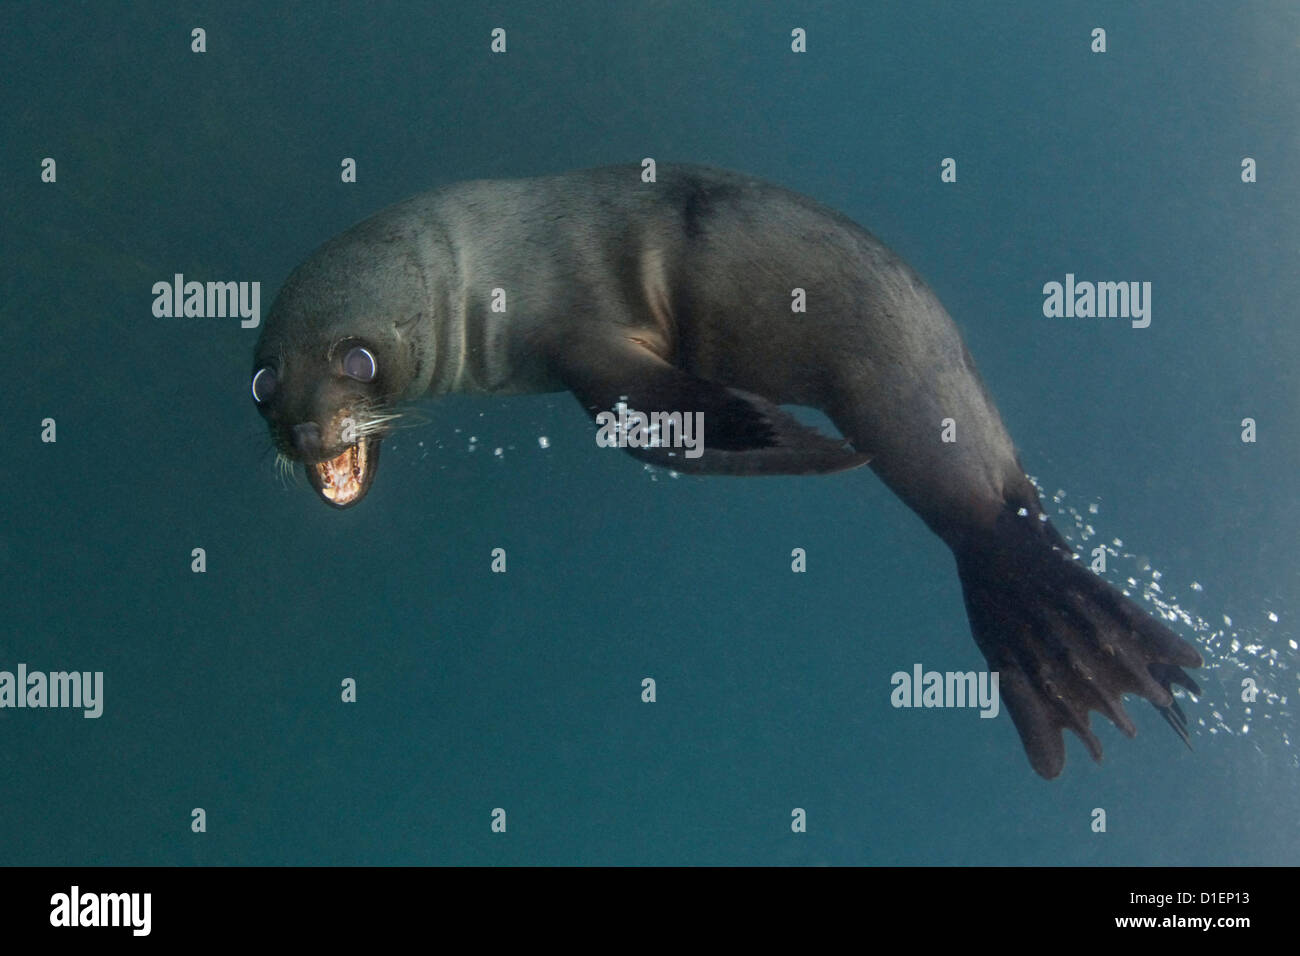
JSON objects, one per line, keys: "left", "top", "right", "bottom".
{"left": 251, "top": 220, "right": 430, "bottom": 507}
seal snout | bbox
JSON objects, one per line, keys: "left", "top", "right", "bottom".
{"left": 286, "top": 412, "right": 382, "bottom": 509}
{"left": 292, "top": 421, "right": 326, "bottom": 461}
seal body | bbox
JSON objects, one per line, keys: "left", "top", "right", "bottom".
{"left": 251, "top": 164, "right": 1202, "bottom": 777}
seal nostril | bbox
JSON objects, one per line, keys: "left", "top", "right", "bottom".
{"left": 292, "top": 422, "right": 324, "bottom": 459}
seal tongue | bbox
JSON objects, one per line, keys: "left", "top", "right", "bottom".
{"left": 310, "top": 438, "right": 376, "bottom": 507}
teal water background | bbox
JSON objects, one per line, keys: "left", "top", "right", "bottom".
{"left": 2, "top": 0, "right": 1297, "bottom": 864}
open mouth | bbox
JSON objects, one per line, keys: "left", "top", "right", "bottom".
{"left": 304, "top": 436, "right": 380, "bottom": 508}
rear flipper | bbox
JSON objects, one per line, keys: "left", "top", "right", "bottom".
{"left": 955, "top": 504, "right": 1203, "bottom": 779}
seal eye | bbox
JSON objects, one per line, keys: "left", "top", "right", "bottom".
{"left": 251, "top": 367, "right": 277, "bottom": 404}
{"left": 342, "top": 346, "right": 377, "bottom": 382}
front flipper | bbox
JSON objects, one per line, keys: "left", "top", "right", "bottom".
{"left": 550, "top": 333, "right": 870, "bottom": 475}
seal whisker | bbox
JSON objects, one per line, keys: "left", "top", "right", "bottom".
{"left": 357, "top": 413, "right": 403, "bottom": 429}
{"left": 344, "top": 410, "right": 403, "bottom": 441}
{"left": 251, "top": 429, "right": 283, "bottom": 464}
{"left": 274, "top": 452, "right": 299, "bottom": 488}
{"left": 379, "top": 406, "right": 430, "bottom": 430}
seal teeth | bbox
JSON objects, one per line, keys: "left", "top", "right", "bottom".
{"left": 312, "top": 439, "right": 373, "bottom": 507}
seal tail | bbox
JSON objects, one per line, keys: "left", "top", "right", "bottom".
{"left": 953, "top": 504, "right": 1203, "bottom": 779}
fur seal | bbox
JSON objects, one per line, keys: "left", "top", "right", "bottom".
{"left": 250, "top": 163, "right": 1202, "bottom": 778}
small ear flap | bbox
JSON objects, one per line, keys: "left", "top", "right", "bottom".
{"left": 395, "top": 311, "right": 423, "bottom": 332}
{"left": 550, "top": 332, "right": 871, "bottom": 476}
